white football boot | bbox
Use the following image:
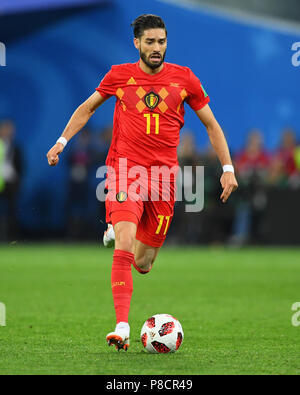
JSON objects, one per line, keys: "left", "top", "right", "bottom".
{"left": 106, "top": 322, "right": 130, "bottom": 351}
{"left": 103, "top": 224, "right": 115, "bottom": 248}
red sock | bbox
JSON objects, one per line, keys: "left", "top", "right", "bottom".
{"left": 111, "top": 249, "right": 134, "bottom": 324}
{"left": 132, "top": 260, "right": 150, "bottom": 275}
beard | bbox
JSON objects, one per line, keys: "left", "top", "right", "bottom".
{"left": 139, "top": 48, "right": 166, "bottom": 70}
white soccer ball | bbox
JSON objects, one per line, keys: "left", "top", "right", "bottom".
{"left": 140, "top": 314, "right": 184, "bottom": 353}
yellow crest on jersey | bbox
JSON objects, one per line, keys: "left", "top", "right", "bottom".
{"left": 145, "top": 92, "right": 159, "bottom": 109}
{"left": 116, "top": 191, "right": 128, "bottom": 203}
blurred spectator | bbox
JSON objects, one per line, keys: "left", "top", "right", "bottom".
{"left": 267, "top": 155, "right": 289, "bottom": 188}
{"left": 177, "top": 131, "right": 197, "bottom": 167}
{"left": 271, "top": 127, "right": 300, "bottom": 189}
{"left": 90, "top": 126, "right": 113, "bottom": 235}
{"left": 0, "top": 120, "right": 23, "bottom": 241}
{"left": 169, "top": 131, "right": 200, "bottom": 244}
{"left": 230, "top": 129, "right": 270, "bottom": 245}
{"left": 235, "top": 129, "right": 270, "bottom": 175}
{"left": 171, "top": 131, "right": 234, "bottom": 245}
{"left": 200, "top": 145, "right": 234, "bottom": 245}
{"left": 66, "top": 126, "right": 112, "bottom": 240}
{"left": 277, "top": 128, "right": 297, "bottom": 175}
{"left": 66, "top": 128, "right": 93, "bottom": 239}
{"left": 295, "top": 146, "right": 300, "bottom": 173}
{"left": 90, "top": 125, "right": 112, "bottom": 167}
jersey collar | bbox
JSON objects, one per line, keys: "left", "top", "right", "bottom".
{"left": 136, "top": 60, "right": 167, "bottom": 78}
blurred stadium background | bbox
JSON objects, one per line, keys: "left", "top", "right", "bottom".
{"left": 0, "top": 0, "right": 300, "bottom": 246}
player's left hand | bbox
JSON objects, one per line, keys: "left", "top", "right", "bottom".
{"left": 220, "top": 172, "right": 238, "bottom": 203}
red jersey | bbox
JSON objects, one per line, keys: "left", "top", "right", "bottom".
{"left": 96, "top": 61, "right": 209, "bottom": 169}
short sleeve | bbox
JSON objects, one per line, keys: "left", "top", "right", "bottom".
{"left": 95, "top": 68, "right": 116, "bottom": 99}
{"left": 185, "top": 68, "right": 210, "bottom": 111}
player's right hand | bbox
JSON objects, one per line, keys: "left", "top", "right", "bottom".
{"left": 47, "top": 143, "right": 64, "bottom": 166}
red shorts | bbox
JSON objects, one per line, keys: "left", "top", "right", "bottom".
{"left": 105, "top": 165, "right": 176, "bottom": 248}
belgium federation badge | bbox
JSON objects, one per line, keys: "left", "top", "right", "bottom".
{"left": 116, "top": 191, "right": 128, "bottom": 203}
{"left": 144, "top": 91, "right": 160, "bottom": 110}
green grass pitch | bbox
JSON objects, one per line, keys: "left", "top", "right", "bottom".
{"left": 0, "top": 245, "right": 300, "bottom": 375}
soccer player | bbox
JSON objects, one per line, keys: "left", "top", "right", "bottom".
{"left": 47, "top": 14, "right": 238, "bottom": 351}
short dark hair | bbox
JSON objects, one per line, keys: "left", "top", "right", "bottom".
{"left": 131, "top": 14, "right": 167, "bottom": 39}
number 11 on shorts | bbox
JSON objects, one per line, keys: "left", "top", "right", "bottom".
{"left": 155, "top": 215, "right": 170, "bottom": 235}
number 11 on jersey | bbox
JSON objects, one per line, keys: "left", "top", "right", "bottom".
{"left": 144, "top": 113, "right": 159, "bottom": 135}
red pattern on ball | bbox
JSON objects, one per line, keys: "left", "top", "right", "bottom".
{"left": 176, "top": 332, "right": 183, "bottom": 350}
{"left": 151, "top": 341, "right": 171, "bottom": 353}
{"left": 146, "top": 317, "right": 156, "bottom": 328}
{"left": 158, "top": 321, "right": 175, "bottom": 337}
{"left": 141, "top": 333, "right": 147, "bottom": 348}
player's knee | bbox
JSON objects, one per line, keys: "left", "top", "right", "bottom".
{"left": 115, "top": 229, "right": 136, "bottom": 253}
{"left": 135, "top": 255, "right": 155, "bottom": 274}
